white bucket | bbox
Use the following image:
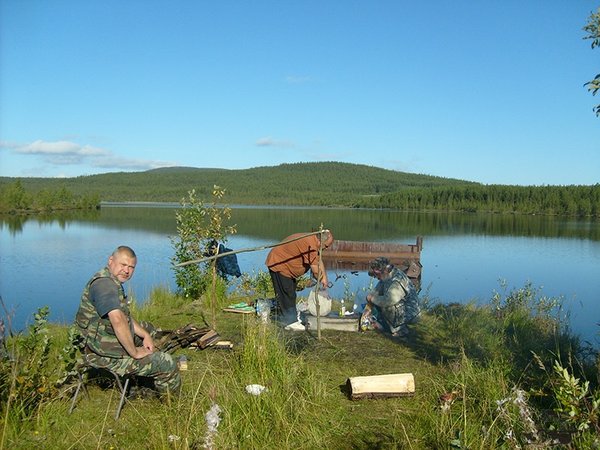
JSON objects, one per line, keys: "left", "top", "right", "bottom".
{"left": 306, "top": 291, "right": 332, "bottom": 316}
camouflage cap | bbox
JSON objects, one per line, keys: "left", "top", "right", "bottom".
{"left": 368, "top": 256, "right": 392, "bottom": 277}
{"left": 317, "top": 230, "right": 334, "bottom": 248}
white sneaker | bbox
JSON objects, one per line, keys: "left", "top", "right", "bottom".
{"left": 284, "top": 320, "right": 306, "bottom": 331}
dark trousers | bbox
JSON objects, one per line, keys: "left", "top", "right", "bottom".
{"left": 269, "top": 270, "right": 298, "bottom": 324}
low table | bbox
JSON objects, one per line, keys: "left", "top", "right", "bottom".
{"left": 303, "top": 312, "right": 360, "bottom": 332}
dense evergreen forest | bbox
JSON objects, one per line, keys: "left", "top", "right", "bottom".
{"left": 0, "top": 179, "right": 100, "bottom": 214}
{"left": 0, "top": 162, "right": 598, "bottom": 217}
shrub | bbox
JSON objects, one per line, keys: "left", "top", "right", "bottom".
{"left": 1, "top": 307, "right": 56, "bottom": 421}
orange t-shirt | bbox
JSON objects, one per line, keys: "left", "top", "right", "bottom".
{"left": 265, "top": 233, "right": 326, "bottom": 282}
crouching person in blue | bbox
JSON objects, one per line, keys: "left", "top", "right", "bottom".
{"left": 362, "top": 257, "right": 420, "bottom": 338}
{"left": 75, "top": 246, "right": 181, "bottom": 395}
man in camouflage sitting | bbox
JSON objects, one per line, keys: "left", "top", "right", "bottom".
{"left": 75, "top": 245, "right": 181, "bottom": 395}
{"left": 363, "top": 256, "right": 420, "bottom": 338}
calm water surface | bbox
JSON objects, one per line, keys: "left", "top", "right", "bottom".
{"left": 1, "top": 206, "right": 598, "bottom": 345}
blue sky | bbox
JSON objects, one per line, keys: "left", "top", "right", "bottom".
{"left": 1, "top": 1, "right": 599, "bottom": 186}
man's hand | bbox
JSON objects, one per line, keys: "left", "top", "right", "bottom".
{"left": 318, "top": 281, "right": 333, "bottom": 290}
{"left": 142, "top": 335, "right": 156, "bottom": 353}
{"left": 108, "top": 310, "right": 155, "bottom": 360}
{"left": 132, "top": 346, "right": 153, "bottom": 360}
{"left": 318, "top": 287, "right": 331, "bottom": 299}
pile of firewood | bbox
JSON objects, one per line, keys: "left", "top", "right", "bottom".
{"left": 155, "top": 324, "right": 221, "bottom": 353}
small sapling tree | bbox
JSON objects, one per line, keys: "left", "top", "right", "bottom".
{"left": 171, "top": 186, "right": 237, "bottom": 325}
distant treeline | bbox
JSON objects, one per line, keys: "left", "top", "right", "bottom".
{"left": 0, "top": 162, "right": 598, "bottom": 217}
{"left": 0, "top": 179, "right": 100, "bottom": 214}
{"left": 356, "top": 184, "right": 600, "bottom": 216}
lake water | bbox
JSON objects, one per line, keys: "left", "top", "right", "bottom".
{"left": 1, "top": 205, "right": 599, "bottom": 346}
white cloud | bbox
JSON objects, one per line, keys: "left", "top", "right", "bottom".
{"left": 255, "top": 137, "right": 294, "bottom": 148}
{"left": 0, "top": 139, "right": 176, "bottom": 172}
{"left": 12, "top": 140, "right": 110, "bottom": 156}
{"left": 92, "top": 156, "right": 175, "bottom": 170}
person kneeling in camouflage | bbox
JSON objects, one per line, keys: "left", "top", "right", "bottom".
{"left": 75, "top": 246, "right": 181, "bottom": 395}
{"left": 363, "top": 257, "right": 420, "bottom": 338}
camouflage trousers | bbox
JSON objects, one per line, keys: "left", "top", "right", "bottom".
{"left": 84, "top": 350, "right": 181, "bottom": 394}
{"left": 84, "top": 321, "right": 180, "bottom": 394}
{"left": 375, "top": 294, "right": 421, "bottom": 336}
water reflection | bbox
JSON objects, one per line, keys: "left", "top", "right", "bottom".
{"left": 2, "top": 206, "right": 598, "bottom": 241}
{"left": 1, "top": 209, "right": 102, "bottom": 235}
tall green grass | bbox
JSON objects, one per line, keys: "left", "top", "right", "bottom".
{"left": 1, "top": 283, "right": 598, "bottom": 449}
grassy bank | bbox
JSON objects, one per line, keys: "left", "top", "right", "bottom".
{"left": 1, "top": 284, "right": 599, "bottom": 449}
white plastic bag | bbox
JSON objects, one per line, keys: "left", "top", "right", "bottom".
{"left": 307, "top": 291, "right": 332, "bottom": 316}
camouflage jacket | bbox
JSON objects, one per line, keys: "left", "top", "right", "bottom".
{"left": 75, "top": 267, "right": 134, "bottom": 358}
{"left": 370, "top": 267, "right": 420, "bottom": 323}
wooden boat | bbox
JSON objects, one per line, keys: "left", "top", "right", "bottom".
{"left": 322, "top": 236, "right": 423, "bottom": 289}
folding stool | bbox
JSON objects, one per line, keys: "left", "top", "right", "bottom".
{"left": 69, "top": 364, "right": 132, "bottom": 420}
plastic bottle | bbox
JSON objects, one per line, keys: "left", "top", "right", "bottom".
{"left": 340, "top": 299, "right": 346, "bottom": 317}
{"left": 360, "top": 315, "right": 371, "bottom": 331}
{"left": 178, "top": 355, "right": 188, "bottom": 371}
{"left": 256, "top": 298, "right": 270, "bottom": 323}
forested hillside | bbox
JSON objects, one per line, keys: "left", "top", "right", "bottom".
{"left": 0, "top": 162, "right": 598, "bottom": 216}
{"left": 0, "top": 162, "right": 471, "bottom": 206}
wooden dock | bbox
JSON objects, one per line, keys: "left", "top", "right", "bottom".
{"left": 322, "top": 236, "right": 423, "bottom": 289}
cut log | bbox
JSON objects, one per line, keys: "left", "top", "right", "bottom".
{"left": 197, "top": 329, "right": 220, "bottom": 349}
{"left": 346, "top": 373, "right": 415, "bottom": 400}
{"left": 212, "top": 340, "right": 234, "bottom": 350}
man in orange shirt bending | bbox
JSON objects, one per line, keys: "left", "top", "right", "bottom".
{"left": 266, "top": 230, "right": 334, "bottom": 330}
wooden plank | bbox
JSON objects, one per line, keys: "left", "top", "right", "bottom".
{"left": 222, "top": 307, "right": 255, "bottom": 314}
